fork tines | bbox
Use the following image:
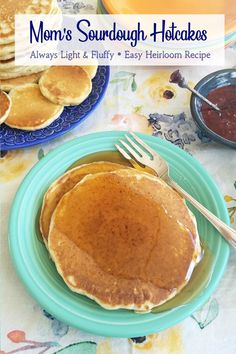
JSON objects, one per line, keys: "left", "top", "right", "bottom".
{"left": 116, "top": 132, "right": 155, "bottom": 162}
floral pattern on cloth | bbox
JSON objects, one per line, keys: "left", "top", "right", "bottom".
{"left": 225, "top": 181, "right": 236, "bottom": 225}
{"left": 0, "top": 330, "right": 98, "bottom": 353}
{"left": 104, "top": 69, "right": 214, "bottom": 151}
{"left": 0, "top": 330, "right": 59, "bottom": 353}
{"left": 0, "top": 150, "right": 36, "bottom": 183}
{"left": 148, "top": 112, "right": 211, "bottom": 149}
{"left": 57, "top": 0, "right": 95, "bottom": 14}
{"left": 1, "top": 327, "right": 185, "bottom": 354}
{"left": 1, "top": 1, "right": 236, "bottom": 353}
{"left": 2, "top": 69, "right": 236, "bottom": 354}
{"left": 1, "top": 64, "right": 236, "bottom": 353}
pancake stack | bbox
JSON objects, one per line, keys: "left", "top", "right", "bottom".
{"left": 0, "top": 1, "right": 98, "bottom": 129}
{"left": 40, "top": 161, "right": 202, "bottom": 311}
{"left": 0, "top": 64, "right": 97, "bottom": 129}
{"left": 0, "top": 0, "right": 58, "bottom": 128}
{"left": 0, "top": 0, "right": 61, "bottom": 80}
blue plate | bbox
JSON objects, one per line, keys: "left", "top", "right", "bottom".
{"left": 9, "top": 131, "right": 230, "bottom": 337}
{"left": 0, "top": 66, "right": 110, "bottom": 150}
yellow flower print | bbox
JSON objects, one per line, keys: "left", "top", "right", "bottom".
{"left": 137, "top": 70, "right": 194, "bottom": 115}
{"left": 111, "top": 113, "right": 153, "bottom": 134}
{"left": 0, "top": 149, "right": 35, "bottom": 183}
{"left": 97, "top": 339, "right": 115, "bottom": 354}
{"left": 224, "top": 182, "right": 236, "bottom": 225}
{"left": 224, "top": 195, "right": 234, "bottom": 202}
{"left": 130, "top": 326, "right": 184, "bottom": 354}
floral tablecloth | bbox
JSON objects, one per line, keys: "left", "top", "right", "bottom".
{"left": 1, "top": 2, "right": 236, "bottom": 353}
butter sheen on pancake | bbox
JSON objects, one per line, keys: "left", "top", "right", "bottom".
{"left": 5, "top": 83, "right": 63, "bottom": 130}
{"left": 0, "top": 90, "right": 11, "bottom": 124}
{"left": 40, "top": 161, "right": 128, "bottom": 244}
{"left": 39, "top": 66, "right": 92, "bottom": 106}
{"left": 48, "top": 169, "right": 201, "bottom": 311}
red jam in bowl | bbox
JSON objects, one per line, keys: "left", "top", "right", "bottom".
{"left": 201, "top": 85, "right": 236, "bottom": 142}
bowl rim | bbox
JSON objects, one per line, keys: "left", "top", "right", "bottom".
{"left": 190, "top": 68, "right": 236, "bottom": 148}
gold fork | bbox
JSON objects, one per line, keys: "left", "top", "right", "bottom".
{"left": 115, "top": 132, "right": 236, "bottom": 248}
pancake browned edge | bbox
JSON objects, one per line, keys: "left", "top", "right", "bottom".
{"left": 48, "top": 168, "right": 201, "bottom": 312}
{"left": 40, "top": 161, "right": 129, "bottom": 245}
{"left": 80, "top": 65, "right": 98, "bottom": 79}
{"left": 5, "top": 83, "right": 63, "bottom": 130}
{"left": 39, "top": 66, "right": 92, "bottom": 106}
{"left": 0, "top": 90, "right": 11, "bottom": 124}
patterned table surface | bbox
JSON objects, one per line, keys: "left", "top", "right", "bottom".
{"left": 1, "top": 1, "right": 236, "bottom": 353}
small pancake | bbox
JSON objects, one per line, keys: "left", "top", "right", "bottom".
{"left": 39, "top": 66, "right": 92, "bottom": 106}
{"left": 48, "top": 169, "right": 201, "bottom": 311}
{"left": 80, "top": 65, "right": 98, "bottom": 79}
{"left": 5, "top": 83, "right": 63, "bottom": 130}
{"left": 0, "top": 90, "right": 11, "bottom": 124}
{"left": 0, "top": 72, "right": 43, "bottom": 92}
{"left": 40, "top": 161, "right": 128, "bottom": 244}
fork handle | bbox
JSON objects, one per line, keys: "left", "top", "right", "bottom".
{"left": 169, "top": 179, "right": 236, "bottom": 248}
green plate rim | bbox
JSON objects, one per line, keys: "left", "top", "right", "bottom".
{"left": 8, "top": 131, "right": 230, "bottom": 337}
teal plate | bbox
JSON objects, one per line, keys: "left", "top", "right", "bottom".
{"left": 9, "top": 131, "right": 230, "bottom": 337}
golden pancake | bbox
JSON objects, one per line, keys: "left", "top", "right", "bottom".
{"left": 0, "top": 6, "right": 61, "bottom": 66}
{"left": 0, "top": 72, "right": 43, "bottom": 92}
{"left": 80, "top": 65, "right": 98, "bottom": 79}
{"left": 48, "top": 169, "right": 201, "bottom": 311}
{"left": 0, "top": 90, "right": 11, "bottom": 124}
{"left": 40, "top": 161, "right": 128, "bottom": 244}
{"left": 39, "top": 66, "right": 92, "bottom": 106}
{"left": 0, "top": 2, "right": 59, "bottom": 76}
{"left": 5, "top": 83, "right": 63, "bottom": 130}
{"left": 0, "top": 0, "right": 57, "bottom": 44}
